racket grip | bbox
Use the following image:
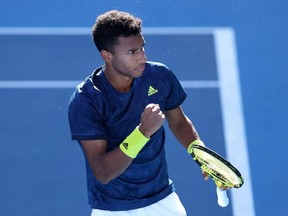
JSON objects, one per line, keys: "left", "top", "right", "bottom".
{"left": 216, "top": 187, "right": 229, "bottom": 207}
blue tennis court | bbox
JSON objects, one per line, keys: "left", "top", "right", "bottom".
{"left": 1, "top": 1, "right": 287, "bottom": 216}
{"left": 0, "top": 27, "right": 252, "bottom": 216}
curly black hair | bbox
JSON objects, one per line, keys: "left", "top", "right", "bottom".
{"left": 92, "top": 10, "right": 142, "bottom": 53}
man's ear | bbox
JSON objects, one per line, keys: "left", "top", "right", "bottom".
{"left": 100, "top": 50, "right": 112, "bottom": 63}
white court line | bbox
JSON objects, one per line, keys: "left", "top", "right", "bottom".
{"left": 0, "top": 80, "right": 218, "bottom": 89}
{"left": 214, "top": 29, "right": 255, "bottom": 216}
{"left": 0, "top": 81, "right": 82, "bottom": 88}
{"left": 0, "top": 27, "right": 227, "bottom": 35}
{"left": 0, "top": 27, "right": 254, "bottom": 216}
{"left": 181, "top": 80, "right": 219, "bottom": 88}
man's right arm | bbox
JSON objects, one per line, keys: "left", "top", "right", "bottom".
{"left": 80, "top": 103, "right": 165, "bottom": 184}
{"left": 80, "top": 139, "right": 133, "bottom": 184}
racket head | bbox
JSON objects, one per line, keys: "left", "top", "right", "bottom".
{"left": 190, "top": 144, "right": 244, "bottom": 188}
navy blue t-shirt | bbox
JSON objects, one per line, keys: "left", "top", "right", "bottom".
{"left": 68, "top": 61, "right": 187, "bottom": 210}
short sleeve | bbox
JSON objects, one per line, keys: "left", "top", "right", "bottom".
{"left": 163, "top": 68, "right": 187, "bottom": 111}
{"left": 68, "top": 82, "right": 107, "bottom": 140}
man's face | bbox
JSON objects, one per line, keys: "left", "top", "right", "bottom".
{"left": 109, "top": 34, "right": 147, "bottom": 78}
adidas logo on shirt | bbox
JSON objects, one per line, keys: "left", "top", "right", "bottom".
{"left": 148, "top": 85, "right": 158, "bottom": 96}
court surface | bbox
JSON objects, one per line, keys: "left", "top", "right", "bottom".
{"left": 0, "top": 27, "right": 254, "bottom": 216}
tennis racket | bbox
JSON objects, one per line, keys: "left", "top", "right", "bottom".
{"left": 189, "top": 144, "right": 244, "bottom": 207}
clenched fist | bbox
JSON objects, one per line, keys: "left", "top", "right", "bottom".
{"left": 138, "top": 103, "right": 165, "bottom": 138}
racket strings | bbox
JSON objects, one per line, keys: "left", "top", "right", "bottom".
{"left": 195, "top": 149, "right": 242, "bottom": 186}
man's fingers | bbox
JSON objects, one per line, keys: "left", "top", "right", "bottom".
{"left": 202, "top": 171, "right": 209, "bottom": 181}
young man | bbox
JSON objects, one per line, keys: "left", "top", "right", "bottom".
{"left": 68, "top": 10, "right": 206, "bottom": 216}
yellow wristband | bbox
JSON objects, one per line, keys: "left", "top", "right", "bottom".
{"left": 187, "top": 140, "right": 205, "bottom": 154}
{"left": 119, "top": 127, "right": 150, "bottom": 158}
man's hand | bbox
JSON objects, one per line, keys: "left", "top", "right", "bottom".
{"left": 202, "top": 170, "right": 210, "bottom": 181}
{"left": 138, "top": 103, "right": 165, "bottom": 138}
{"left": 202, "top": 171, "right": 230, "bottom": 191}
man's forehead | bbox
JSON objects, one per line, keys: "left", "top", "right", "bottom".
{"left": 117, "top": 34, "right": 145, "bottom": 47}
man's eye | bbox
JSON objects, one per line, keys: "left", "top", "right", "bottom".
{"left": 127, "top": 49, "right": 137, "bottom": 55}
{"left": 127, "top": 50, "right": 135, "bottom": 54}
{"left": 127, "top": 46, "right": 145, "bottom": 55}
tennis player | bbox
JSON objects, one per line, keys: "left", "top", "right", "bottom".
{"left": 68, "top": 10, "right": 206, "bottom": 216}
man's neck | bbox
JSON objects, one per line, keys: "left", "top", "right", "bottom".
{"left": 103, "top": 65, "right": 133, "bottom": 93}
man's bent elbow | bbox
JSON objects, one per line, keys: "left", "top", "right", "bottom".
{"left": 94, "top": 173, "right": 111, "bottom": 184}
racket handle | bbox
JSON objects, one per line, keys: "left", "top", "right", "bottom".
{"left": 216, "top": 187, "right": 229, "bottom": 207}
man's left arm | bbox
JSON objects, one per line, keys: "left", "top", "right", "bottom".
{"left": 164, "top": 106, "right": 201, "bottom": 149}
{"left": 165, "top": 106, "right": 210, "bottom": 180}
